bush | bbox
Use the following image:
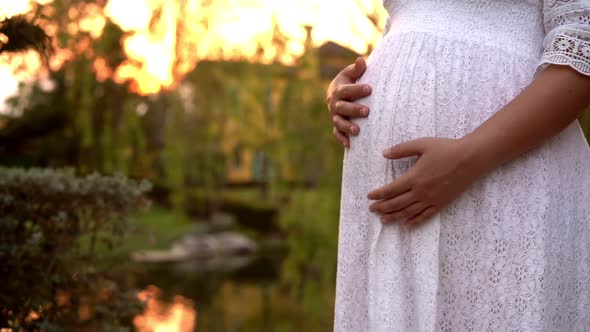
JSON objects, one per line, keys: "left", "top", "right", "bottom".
{"left": 0, "top": 167, "right": 151, "bottom": 331}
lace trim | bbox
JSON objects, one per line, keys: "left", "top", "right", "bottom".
{"left": 539, "top": 0, "right": 590, "bottom": 75}
{"left": 539, "top": 30, "right": 590, "bottom": 75}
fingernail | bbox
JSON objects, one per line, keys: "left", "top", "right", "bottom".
{"left": 350, "top": 126, "right": 358, "bottom": 135}
{"left": 382, "top": 148, "right": 391, "bottom": 156}
{"left": 364, "top": 86, "right": 371, "bottom": 94}
{"left": 361, "top": 108, "right": 369, "bottom": 116}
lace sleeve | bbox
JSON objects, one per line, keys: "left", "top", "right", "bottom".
{"left": 538, "top": 0, "right": 590, "bottom": 75}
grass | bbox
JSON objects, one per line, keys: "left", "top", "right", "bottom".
{"left": 187, "top": 187, "right": 282, "bottom": 210}
{"left": 83, "top": 207, "right": 207, "bottom": 267}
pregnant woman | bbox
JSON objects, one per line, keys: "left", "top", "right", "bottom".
{"left": 327, "top": 0, "right": 590, "bottom": 330}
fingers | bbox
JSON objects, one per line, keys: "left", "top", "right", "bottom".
{"left": 380, "top": 202, "right": 430, "bottom": 224}
{"left": 367, "top": 174, "right": 412, "bottom": 200}
{"left": 341, "top": 57, "right": 367, "bottom": 81}
{"left": 326, "top": 58, "right": 370, "bottom": 107}
{"left": 406, "top": 206, "right": 438, "bottom": 226}
{"left": 369, "top": 190, "right": 417, "bottom": 214}
{"left": 332, "top": 100, "right": 370, "bottom": 118}
{"left": 383, "top": 138, "right": 429, "bottom": 160}
{"left": 326, "top": 58, "right": 370, "bottom": 149}
{"left": 333, "top": 128, "right": 350, "bottom": 147}
{"left": 326, "top": 84, "right": 371, "bottom": 122}
{"left": 333, "top": 84, "right": 372, "bottom": 103}
{"left": 333, "top": 114, "right": 359, "bottom": 136}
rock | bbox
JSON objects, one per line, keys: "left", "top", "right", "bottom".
{"left": 131, "top": 231, "right": 257, "bottom": 264}
{"left": 174, "top": 255, "right": 256, "bottom": 273}
{"left": 131, "top": 246, "right": 191, "bottom": 263}
{"left": 177, "top": 231, "right": 257, "bottom": 256}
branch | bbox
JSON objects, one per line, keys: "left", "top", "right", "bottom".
{"left": 0, "top": 15, "right": 53, "bottom": 59}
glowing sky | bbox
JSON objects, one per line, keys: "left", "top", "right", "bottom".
{"left": 0, "top": 0, "right": 387, "bottom": 99}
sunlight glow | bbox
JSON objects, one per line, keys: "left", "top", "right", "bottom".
{"left": 0, "top": 0, "right": 30, "bottom": 18}
{"left": 0, "top": 0, "right": 60, "bottom": 111}
{"left": 0, "top": 0, "right": 387, "bottom": 96}
{"left": 134, "top": 285, "right": 197, "bottom": 332}
{"left": 104, "top": 0, "right": 387, "bottom": 94}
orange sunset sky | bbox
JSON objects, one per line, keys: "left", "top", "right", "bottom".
{"left": 0, "top": 0, "right": 387, "bottom": 102}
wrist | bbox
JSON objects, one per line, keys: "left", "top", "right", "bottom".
{"left": 456, "top": 133, "right": 495, "bottom": 178}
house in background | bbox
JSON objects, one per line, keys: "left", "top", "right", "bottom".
{"left": 222, "top": 32, "right": 360, "bottom": 186}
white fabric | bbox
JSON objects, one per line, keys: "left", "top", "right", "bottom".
{"left": 334, "top": 0, "right": 590, "bottom": 331}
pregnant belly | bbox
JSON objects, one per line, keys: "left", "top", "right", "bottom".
{"left": 344, "top": 31, "right": 539, "bottom": 187}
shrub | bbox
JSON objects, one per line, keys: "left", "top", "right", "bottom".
{"left": 0, "top": 167, "right": 151, "bottom": 331}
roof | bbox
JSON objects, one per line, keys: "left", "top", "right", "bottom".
{"left": 318, "top": 41, "right": 359, "bottom": 59}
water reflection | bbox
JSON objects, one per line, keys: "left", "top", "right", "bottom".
{"left": 129, "top": 253, "right": 336, "bottom": 332}
{"left": 134, "top": 285, "right": 197, "bottom": 332}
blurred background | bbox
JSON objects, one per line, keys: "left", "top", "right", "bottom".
{"left": 0, "top": 0, "right": 390, "bottom": 331}
{"left": 2, "top": 1, "right": 590, "bottom": 331}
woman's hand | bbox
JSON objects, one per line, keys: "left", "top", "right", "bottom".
{"left": 326, "top": 57, "right": 372, "bottom": 147}
{"left": 366, "top": 65, "right": 590, "bottom": 227}
{"left": 367, "top": 137, "right": 483, "bottom": 226}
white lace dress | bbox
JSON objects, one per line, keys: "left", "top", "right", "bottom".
{"left": 334, "top": 0, "right": 590, "bottom": 331}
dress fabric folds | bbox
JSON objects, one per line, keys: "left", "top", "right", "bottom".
{"left": 334, "top": 0, "right": 590, "bottom": 331}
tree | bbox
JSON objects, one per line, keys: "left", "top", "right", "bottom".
{"left": 0, "top": 15, "right": 52, "bottom": 56}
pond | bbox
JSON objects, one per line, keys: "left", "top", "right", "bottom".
{"left": 129, "top": 252, "right": 337, "bottom": 332}
{"left": 122, "top": 189, "right": 341, "bottom": 332}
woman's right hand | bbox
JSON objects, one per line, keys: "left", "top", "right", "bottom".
{"left": 326, "top": 57, "right": 372, "bottom": 147}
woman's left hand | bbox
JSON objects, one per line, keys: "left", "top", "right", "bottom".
{"left": 367, "top": 137, "right": 482, "bottom": 226}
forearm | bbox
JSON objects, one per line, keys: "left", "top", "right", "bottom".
{"left": 460, "top": 65, "right": 590, "bottom": 176}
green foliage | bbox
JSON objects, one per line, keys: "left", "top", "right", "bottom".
{"left": 0, "top": 167, "right": 151, "bottom": 330}
{"left": 88, "top": 207, "right": 200, "bottom": 266}
{"left": 1, "top": 1, "right": 342, "bottom": 208}
{"left": 278, "top": 189, "right": 341, "bottom": 330}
